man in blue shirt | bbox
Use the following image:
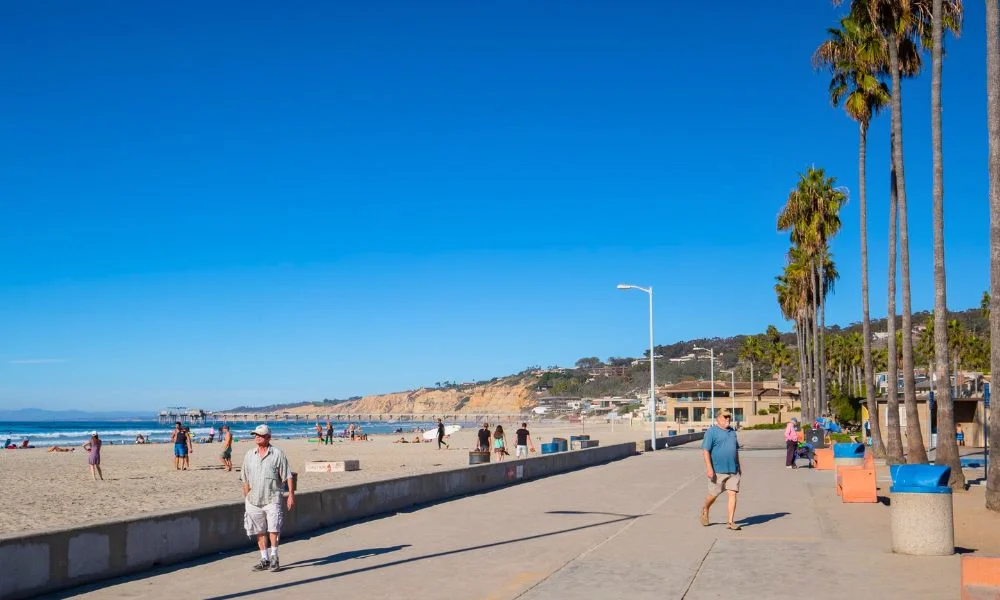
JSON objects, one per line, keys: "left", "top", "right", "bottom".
{"left": 700, "top": 409, "right": 742, "bottom": 530}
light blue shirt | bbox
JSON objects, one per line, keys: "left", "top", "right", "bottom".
{"left": 702, "top": 424, "right": 740, "bottom": 474}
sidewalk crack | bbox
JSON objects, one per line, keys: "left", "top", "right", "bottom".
{"left": 679, "top": 538, "right": 716, "bottom": 600}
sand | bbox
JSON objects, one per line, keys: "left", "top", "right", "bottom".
{"left": 0, "top": 421, "right": 653, "bottom": 535}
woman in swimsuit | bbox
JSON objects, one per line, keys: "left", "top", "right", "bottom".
{"left": 493, "top": 425, "right": 507, "bottom": 462}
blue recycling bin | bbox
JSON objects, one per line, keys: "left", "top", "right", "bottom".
{"left": 833, "top": 442, "right": 866, "bottom": 467}
{"left": 890, "top": 464, "right": 954, "bottom": 556}
{"left": 540, "top": 442, "right": 559, "bottom": 455}
{"left": 552, "top": 438, "right": 568, "bottom": 452}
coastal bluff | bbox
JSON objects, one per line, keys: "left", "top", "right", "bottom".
{"left": 283, "top": 379, "right": 539, "bottom": 415}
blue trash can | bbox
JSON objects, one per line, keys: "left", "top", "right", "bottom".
{"left": 552, "top": 437, "right": 568, "bottom": 452}
{"left": 833, "top": 442, "right": 865, "bottom": 467}
{"left": 890, "top": 464, "right": 954, "bottom": 556}
{"left": 540, "top": 442, "right": 559, "bottom": 455}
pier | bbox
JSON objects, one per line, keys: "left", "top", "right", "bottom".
{"left": 203, "top": 412, "right": 539, "bottom": 424}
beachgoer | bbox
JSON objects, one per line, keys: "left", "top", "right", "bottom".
{"left": 956, "top": 424, "right": 965, "bottom": 447}
{"left": 83, "top": 432, "right": 104, "bottom": 481}
{"left": 208, "top": 426, "right": 216, "bottom": 443}
{"left": 20, "top": 438, "right": 30, "bottom": 448}
{"left": 325, "top": 422, "right": 334, "bottom": 445}
{"left": 241, "top": 424, "right": 294, "bottom": 573}
{"left": 393, "top": 437, "right": 409, "bottom": 443}
{"left": 220, "top": 425, "right": 234, "bottom": 472}
{"left": 436, "top": 419, "right": 449, "bottom": 450}
{"left": 412, "top": 435, "right": 422, "bottom": 443}
{"left": 700, "top": 409, "right": 742, "bottom": 531}
{"left": 183, "top": 427, "right": 193, "bottom": 469}
{"left": 863, "top": 419, "right": 872, "bottom": 446}
{"left": 135, "top": 433, "right": 145, "bottom": 444}
{"left": 493, "top": 425, "right": 507, "bottom": 461}
{"left": 784, "top": 418, "right": 799, "bottom": 469}
{"left": 315, "top": 422, "right": 323, "bottom": 442}
{"left": 48, "top": 446, "right": 75, "bottom": 452}
{"left": 170, "top": 422, "right": 190, "bottom": 470}
{"left": 348, "top": 424, "right": 356, "bottom": 441}
{"left": 514, "top": 422, "right": 534, "bottom": 459}
{"left": 477, "top": 423, "right": 491, "bottom": 452}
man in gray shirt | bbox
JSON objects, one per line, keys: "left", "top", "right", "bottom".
{"left": 241, "top": 424, "right": 295, "bottom": 572}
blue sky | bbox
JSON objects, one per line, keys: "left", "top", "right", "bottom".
{"left": 1, "top": 1, "right": 994, "bottom": 410}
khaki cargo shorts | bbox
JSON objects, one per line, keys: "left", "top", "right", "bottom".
{"left": 708, "top": 472, "right": 741, "bottom": 496}
{"left": 244, "top": 499, "right": 283, "bottom": 536}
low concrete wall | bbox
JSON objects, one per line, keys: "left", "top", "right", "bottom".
{"left": 642, "top": 431, "right": 705, "bottom": 452}
{"left": 0, "top": 442, "right": 637, "bottom": 599}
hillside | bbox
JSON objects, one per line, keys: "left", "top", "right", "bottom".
{"left": 225, "top": 306, "right": 987, "bottom": 414}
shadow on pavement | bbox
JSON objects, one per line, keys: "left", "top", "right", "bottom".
{"left": 546, "top": 510, "right": 649, "bottom": 518}
{"left": 203, "top": 514, "right": 645, "bottom": 599}
{"left": 737, "top": 512, "right": 790, "bottom": 527}
{"left": 281, "top": 545, "right": 411, "bottom": 571}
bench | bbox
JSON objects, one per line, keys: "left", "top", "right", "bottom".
{"left": 814, "top": 447, "right": 834, "bottom": 470}
{"left": 961, "top": 555, "right": 1000, "bottom": 600}
{"left": 836, "top": 464, "right": 877, "bottom": 503}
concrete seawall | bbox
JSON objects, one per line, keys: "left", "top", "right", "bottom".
{"left": 0, "top": 441, "right": 639, "bottom": 599}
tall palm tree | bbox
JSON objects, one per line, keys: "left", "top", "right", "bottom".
{"left": 929, "top": 0, "right": 965, "bottom": 485}
{"left": 740, "top": 336, "right": 765, "bottom": 414}
{"left": 885, "top": 142, "right": 906, "bottom": 464}
{"left": 988, "top": 0, "right": 1000, "bottom": 508}
{"left": 814, "top": 12, "right": 890, "bottom": 457}
{"left": 776, "top": 252, "right": 815, "bottom": 420}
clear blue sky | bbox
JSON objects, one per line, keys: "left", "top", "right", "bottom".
{"left": 1, "top": 1, "right": 993, "bottom": 411}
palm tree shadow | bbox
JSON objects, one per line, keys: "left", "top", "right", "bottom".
{"left": 547, "top": 510, "right": 649, "bottom": 518}
{"left": 737, "top": 512, "right": 790, "bottom": 527}
{"left": 281, "top": 545, "right": 410, "bottom": 571}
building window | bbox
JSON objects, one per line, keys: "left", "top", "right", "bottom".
{"left": 733, "top": 408, "right": 744, "bottom": 423}
{"left": 693, "top": 407, "right": 709, "bottom": 422}
{"left": 674, "top": 408, "right": 689, "bottom": 423}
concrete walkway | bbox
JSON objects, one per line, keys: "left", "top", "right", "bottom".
{"left": 52, "top": 444, "right": 959, "bottom": 600}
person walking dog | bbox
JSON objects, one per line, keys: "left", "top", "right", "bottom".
{"left": 700, "top": 409, "right": 742, "bottom": 531}
{"left": 241, "top": 424, "right": 294, "bottom": 572}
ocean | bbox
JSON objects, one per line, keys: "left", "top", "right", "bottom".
{"left": 0, "top": 419, "right": 441, "bottom": 448}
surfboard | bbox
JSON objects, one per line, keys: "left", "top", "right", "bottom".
{"left": 422, "top": 425, "right": 461, "bottom": 441}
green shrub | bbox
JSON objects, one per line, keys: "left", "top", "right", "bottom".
{"left": 767, "top": 405, "right": 780, "bottom": 414}
{"left": 743, "top": 422, "right": 787, "bottom": 430}
{"left": 757, "top": 409, "right": 769, "bottom": 416}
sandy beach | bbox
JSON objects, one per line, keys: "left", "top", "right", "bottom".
{"left": 0, "top": 421, "right": 659, "bottom": 535}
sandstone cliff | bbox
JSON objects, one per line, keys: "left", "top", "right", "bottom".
{"left": 284, "top": 379, "right": 539, "bottom": 415}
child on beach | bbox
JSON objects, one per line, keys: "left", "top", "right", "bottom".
{"left": 83, "top": 432, "right": 103, "bottom": 481}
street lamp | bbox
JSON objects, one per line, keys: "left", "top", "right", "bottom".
{"left": 617, "top": 284, "right": 657, "bottom": 450}
{"left": 720, "top": 368, "right": 736, "bottom": 426}
{"left": 693, "top": 346, "right": 716, "bottom": 421}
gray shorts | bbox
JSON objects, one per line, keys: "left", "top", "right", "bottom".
{"left": 708, "top": 472, "right": 741, "bottom": 496}
{"left": 244, "top": 499, "right": 283, "bottom": 536}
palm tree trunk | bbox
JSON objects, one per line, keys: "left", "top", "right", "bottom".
{"left": 797, "top": 318, "right": 810, "bottom": 421}
{"left": 819, "top": 260, "right": 828, "bottom": 416}
{"left": 932, "top": 0, "right": 963, "bottom": 486}
{"left": 858, "top": 123, "right": 885, "bottom": 458}
{"left": 886, "top": 130, "right": 905, "bottom": 465}
{"left": 887, "top": 30, "right": 929, "bottom": 464}
{"left": 985, "top": 0, "right": 1000, "bottom": 512}
{"left": 811, "top": 276, "right": 821, "bottom": 421}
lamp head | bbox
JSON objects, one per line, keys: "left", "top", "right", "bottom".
{"left": 616, "top": 284, "right": 632, "bottom": 290}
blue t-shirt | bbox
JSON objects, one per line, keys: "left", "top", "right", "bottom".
{"left": 702, "top": 425, "right": 740, "bottom": 474}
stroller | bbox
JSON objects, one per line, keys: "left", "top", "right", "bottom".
{"left": 794, "top": 443, "right": 815, "bottom": 468}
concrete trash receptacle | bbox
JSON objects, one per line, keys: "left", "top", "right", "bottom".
{"left": 552, "top": 438, "right": 568, "bottom": 452}
{"left": 833, "top": 442, "right": 865, "bottom": 467}
{"left": 469, "top": 451, "right": 491, "bottom": 465}
{"left": 540, "top": 442, "right": 559, "bottom": 455}
{"left": 890, "top": 464, "right": 954, "bottom": 556}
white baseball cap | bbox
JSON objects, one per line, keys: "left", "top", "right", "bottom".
{"left": 90, "top": 431, "right": 98, "bottom": 436}
{"left": 253, "top": 424, "right": 271, "bottom": 436}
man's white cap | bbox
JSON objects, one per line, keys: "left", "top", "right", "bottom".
{"left": 90, "top": 431, "right": 98, "bottom": 436}
{"left": 253, "top": 424, "right": 271, "bottom": 436}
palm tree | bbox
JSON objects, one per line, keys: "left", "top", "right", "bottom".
{"left": 988, "top": 0, "right": 1000, "bottom": 513}
{"left": 928, "top": 0, "right": 966, "bottom": 485}
{"left": 776, "top": 254, "right": 814, "bottom": 420}
{"left": 740, "top": 336, "right": 765, "bottom": 414}
{"left": 814, "top": 12, "right": 890, "bottom": 457}
{"left": 777, "top": 168, "right": 846, "bottom": 418}
{"left": 771, "top": 341, "right": 794, "bottom": 405}
{"left": 885, "top": 143, "right": 906, "bottom": 464}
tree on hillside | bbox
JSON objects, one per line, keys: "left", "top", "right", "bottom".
{"left": 574, "top": 357, "right": 602, "bottom": 369}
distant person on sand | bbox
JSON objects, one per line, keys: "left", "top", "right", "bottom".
{"left": 182, "top": 427, "right": 193, "bottom": 468}
{"left": 170, "top": 422, "right": 191, "bottom": 470}
{"left": 700, "top": 409, "right": 742, "bottom": 531}
{"left": 241, "top": 424, "right": 294, "bottom": 573}
{"left": 48, "top": 446, "right": 75, "bottom": 452}
{"left": 208, "top": 426, "right": 216, "bottom": 443}
{"left": 437, "top": 419, "right": 448, "bottom": 449}
{"left": 83, "top": 432, "right": 103, "bottom": 481}
{"left": 315, "top": 422, "right": 323, "bottom": 442}
{"left": 325, "top": 422, "right": 334, "bottom": 445}
{"left": 493, "top": 425, "right": 507, "bottom": 461}
{"left": 477, "top": 423, "right": 491, "bottom": 452}
{"left": 515, "top": 422, "right": 534, "bottom": 459}
{"left": 956, "top": 424, "right": 965, "bottom": 446}
{"left": 219, "top": 425, "right": 234, "bottom": 472}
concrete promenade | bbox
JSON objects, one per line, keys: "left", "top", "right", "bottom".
{"left": 53, "top": 442, "right": 959, "bottom": 600}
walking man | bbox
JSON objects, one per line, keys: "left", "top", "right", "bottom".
{"left": 219, "top": 425, "right": 233, "bottom": 472}
{"left": 169, "top": 422, "right": 191, "bottom": 470}
{"left": 436, "top": 418, "right": 449, "bottom": 449}
{"left": 325, "top": 422, "right": 334, "bottom": 445}
{"left": 477, "top": 423, "right": 491, "bottom": 452}
{"left": 514, "top": 422, "right": 534, "bottom": 459}
{"left": 241, "top": 424, "right": 294, "bottom": 572}
{"left": 700, "top": 409, "right": 742, "bottom": 531}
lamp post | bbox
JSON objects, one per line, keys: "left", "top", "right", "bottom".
{"left": 617, "top": 284, "right": 656, "bottom": 450}
{"left": 720, "top": 368, "right": 736, "bottom": 425}
{"left": 693, "top": 346, "right": 715, "bottom": 421}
